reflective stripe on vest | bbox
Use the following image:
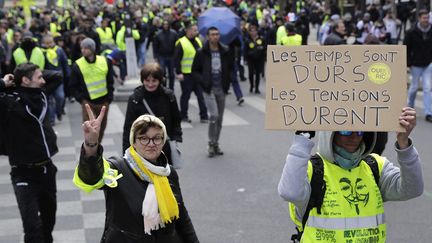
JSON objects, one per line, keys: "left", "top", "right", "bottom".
{"left": 178, "top": 36, "right": 202, "bottom": 74}
{"left": 76, "top": 56, "right": 109, "bottom": 100}
{"left": 13, "top": 47, "right": 45, "bottom": 69}
{"left": 96, "top": 27, "right": 115, "bottom": 45}
{"left": 307, "top": 214, "right": 385, "bottom": 229}
{"left": 300, "top": 154, "right": 386, "bottom": 242}
{"left": 281, "top": 34, "right": 302, "bottom": 46}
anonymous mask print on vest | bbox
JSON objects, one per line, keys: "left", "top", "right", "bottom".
{"left": 339, "top": 177, "right": 370, "bottom": 215}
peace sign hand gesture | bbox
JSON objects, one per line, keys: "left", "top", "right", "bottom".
{"left": 82, "top": 104, "right": 106, "bottom": 152}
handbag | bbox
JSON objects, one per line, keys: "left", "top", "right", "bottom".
{"left": 142, "top": 98, "right": 183, "bottom": 169}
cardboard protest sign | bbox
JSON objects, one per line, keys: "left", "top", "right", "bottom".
{"left": 265, "top": 45, "right": 406, "bottom": 131}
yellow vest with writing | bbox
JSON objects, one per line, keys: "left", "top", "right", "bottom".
{"left": 177, "top": 36, "right": 202, "bottom": 74}
{"left": 96, "top": 27, "right": 115, "bottom": 45}
{"left": 281, "top": 34, "right": 302, "bottom": 46}
{"left": 291, "top": 154, "right": 386, "bottom": 243}
{"left": 76, "top": 56, "right": 109, "bottom": 100}
{"left": 13, "top": 47, "right": 45, "bottom": 69}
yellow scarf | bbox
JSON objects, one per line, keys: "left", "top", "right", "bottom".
{"left": 129, "top": 146, "right": 179, "bottom": 224}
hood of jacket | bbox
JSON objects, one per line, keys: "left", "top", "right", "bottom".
{"left": 317, "top": 131, "right": 377, "bottom": 163}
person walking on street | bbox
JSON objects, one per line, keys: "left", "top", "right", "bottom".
{"left": 0, "top": 63, "right": 61, "bottom": 243}
{"left": 174, "top": 23, "right": 208, "bottom": 123}
{"left": 278, "top": 107, "right": 423, "bottom": 242}
{"left": 122, "top": 62, "right": 182, "bottom": 164}
{"left": 192, "top": 27, "right": 233, "bottom": 157}
{"left": 154, "top": 20, "right": 178, "bottom": 91}
{"left": 403, "top": 9, "right": 432, "bottom": 123}
{"left": 73, "top": 108, "right": 200, "bottom": 243}
{"left": 244, "top": 23, "right": 266, "bottom": 94}
{"left": 70, "top": 38, "right": 114, "bottom": 142}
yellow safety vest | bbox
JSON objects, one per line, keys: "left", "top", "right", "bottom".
{"left": 177, "top": 36, "right": 202, "bottom": 74}
{"left": 276, "top": 25, "right": 287, "bottom": 45}
{"left": 43, "top": 46, "right": 59, "bottom": 67}
{"left": 13, "top": 47, "right": 45, "bottom": 69}
{"left": 76, "top": 56, "right": 109, "bottom": 100}
{"left": 6, "top": 29, "right": 14, "bottom": 44}
{"left": 115, "top": 26, "right": 140, "bottom": 51}
{"left": 281, "top": 34, "right": 302, "bottom": 46}
{"left": 50, "top": 22, "right": 58, "bottom": 34}
{"left": 96, "top": 27, "right": 115, "bottom": 45}
{"left": 290, "top": 154, "right": 386, "bottom": 243}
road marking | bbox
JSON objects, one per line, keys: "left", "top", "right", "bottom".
{"left": 105, "top": 103, "right": 125, "bottom": 134}
{"left": 244, "top": 96, "right": 266, "bottom": 113}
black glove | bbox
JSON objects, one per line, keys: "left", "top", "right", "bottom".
{"left": 295, "top": 131, "right": 316, "bottom": 139}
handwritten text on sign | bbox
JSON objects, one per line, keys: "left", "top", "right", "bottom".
{"left": 265, "top": 45, "right": 406, "bottom": 131}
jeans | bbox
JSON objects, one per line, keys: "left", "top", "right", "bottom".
{"left": 231, "top": 63, "right": 243, "bottom": 100}
{"left": 48, "top": 84, "right": 65, "bottom": 123}
{"left": 179, "top": 74, "right": 208, "bottom": 120}
{"left": 408, "top": 64, "right": 432, "bottom": 116}
{"left": 137, "top": 40, "right": 147, "bottom": 67}
{"left": 203, "top": 87, "right": 225, "bottom": 144}
{"left": 159, "top": 57, "right": 175, "bottom": 90}
{"left": 11, "top": 162, "right": 57, "bottom": 243}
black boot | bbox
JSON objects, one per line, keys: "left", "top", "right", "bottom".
{"left": 208, "top": 142, "right": 216, "bottom": 158}
{"left": 214, "top": 143, "right": 224, "bottom": 156}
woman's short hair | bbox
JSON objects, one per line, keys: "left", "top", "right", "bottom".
{"left": 140, "top": 62, "right": 165, "bottom": 83}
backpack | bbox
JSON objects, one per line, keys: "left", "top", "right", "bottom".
{"left": 290, "top": 154, "right": 380, "bottom": 242}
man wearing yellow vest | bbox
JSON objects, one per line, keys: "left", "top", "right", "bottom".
{"left": 174, "top": 23, "right": 208, "bottom": 123}
{"left": 70, "top": 38, "right": 114, "bottom": 142}
{"left": 278, "top": 107, "right": 423, "bottom": 242}
{"left": 281, "top": 23, "right": 302, "bottom": 46}
{"left": 10, "top": 32, "right": 45, "bottom": 72}
{"left": 96, "top": 18, "right": 116, "bottom": 51}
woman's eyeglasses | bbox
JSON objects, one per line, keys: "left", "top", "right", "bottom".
{"left": 338, "top": 131, "right": 364, "bottom": 136}
{"left": 136, "top": 136, "right": 164, "bottom": 146}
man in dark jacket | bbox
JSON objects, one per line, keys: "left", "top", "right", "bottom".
{"left": 154, "top": 20, "right": 178, "bottom": 90}
{"left": 323, "top": 20, "right": 347, "bottom": 45}
{"left": 192, "top": 27, "right": 233, "bottom": 157}
{"left": 403, "top": 9, "right": 432, "bottom": 123}
{"left": 0, "top": 63, "right": 60, "bottom": 243}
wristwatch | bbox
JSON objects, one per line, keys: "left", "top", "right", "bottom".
{"left": 84, "top": 141, "right": 98, "bottom": 148}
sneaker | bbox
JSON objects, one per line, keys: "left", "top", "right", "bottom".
{"left": 200, "top": 118, "right": 209, "bottom": 123}
{"left": 255, "top": 89, "right": 261, "bottom": 94}
{"left": 68, "top": 97, "right": 75, "bottom": 103}
{"left": 181, "top": 118, "right": 192, "bottom": 123}
{"left": 208, "top": 144, "right": 216, "bottom": 158}
{"left": 237, "top": 97, "right": 244, "bottom": 106}
{"left": 57, "top": 114, "right": 62, "bottom": 121}
{"left": 426, "top": 115, "right": 432, "bottom": 123}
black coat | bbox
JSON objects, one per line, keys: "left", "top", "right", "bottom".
{"left": 122, "top": 86, "right": 182, "bottom": 157}
{"left": 323, "top": 32, "right": 347, "bottom": 45}
{"left": 192, "top": 42, "right": 233, "bottom": 94}
{"left": 0, "top": 72, "right": 61, "bottom": 164}
{"left": 77, "top": 146, "right": 199, "bottom": 243}
{"left": 404, "top": 24, "right": 432, "bottom": 67}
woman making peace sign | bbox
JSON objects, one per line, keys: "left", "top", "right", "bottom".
{"left": 73, "top": 104, "right": 199, "bottom": 243}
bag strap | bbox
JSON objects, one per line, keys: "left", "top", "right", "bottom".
{"left": 142, "top": 98, "right": 171, "bottom": 141}
{"left": 291, "top": 154, "right": 326, "bottom": 242}
{"left": 363, "top": 154, "right": 380, "bottom": 186}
